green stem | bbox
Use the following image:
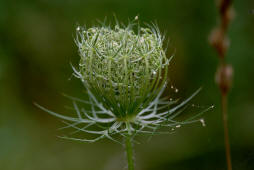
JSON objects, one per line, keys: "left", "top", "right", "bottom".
{"left": 125, "top": 135, "right": 134, "bottom": 170}
{"left": 125, "top": 123, "right": 134, "bottom": 170}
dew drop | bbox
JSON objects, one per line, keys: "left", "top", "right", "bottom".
{"left": 175, "top": 88, "right": 178, "bottom": 93}
{"left": 200, "top": 119, "right": 206, "bottom": 127}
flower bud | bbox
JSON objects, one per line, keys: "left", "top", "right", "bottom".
{"left": 76, "top": 23, "right": 169, "bottom": 120}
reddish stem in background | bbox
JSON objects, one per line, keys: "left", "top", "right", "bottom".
{"left": 209, "top": 0, "right": 234, "bottom": 170}
{"left": 221, "top": 95, "right": 232, "bottom": 170}
{"left": 222, "top": 93, "right": 232, "bottom": 170}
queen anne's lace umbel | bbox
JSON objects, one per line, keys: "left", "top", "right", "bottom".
{"left": 36, "top": 22, "right": 213, "bottom": 144}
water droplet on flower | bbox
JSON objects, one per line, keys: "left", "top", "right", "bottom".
{"left": 200, "top": 119, "right": 206, "bottom": 127}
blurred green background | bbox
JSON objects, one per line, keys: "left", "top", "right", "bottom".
{"left": 0, "top": 0, "right": 254, "bottom": 169}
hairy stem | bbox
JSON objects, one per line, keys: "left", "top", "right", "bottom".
{"left": 125, "top": 135, "right": 134, "bottom": 170}
{"left": 222, "top": 94, "right": 232, "bottom": 170}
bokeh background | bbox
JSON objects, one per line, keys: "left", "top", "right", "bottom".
{"left": 1, "top": 0, "right": 254, "bottom": 170}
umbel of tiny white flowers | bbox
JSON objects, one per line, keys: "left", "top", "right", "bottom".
{"left": 35, "top": 20, "right": 213, "bottom": 144}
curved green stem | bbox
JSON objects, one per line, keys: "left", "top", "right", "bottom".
{"left": 125, "top": 134, "right": 134, "bottom": 170}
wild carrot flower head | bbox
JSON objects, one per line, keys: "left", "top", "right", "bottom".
{"left": 75, "top": 23, "right": 169, "bottom": 120}
{"left": 36, "top": 20, "right": 213, "bottom": 143}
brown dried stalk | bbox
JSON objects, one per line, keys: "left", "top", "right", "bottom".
{"left": 209, "top": 0, "right": 234, "bottom": 170}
